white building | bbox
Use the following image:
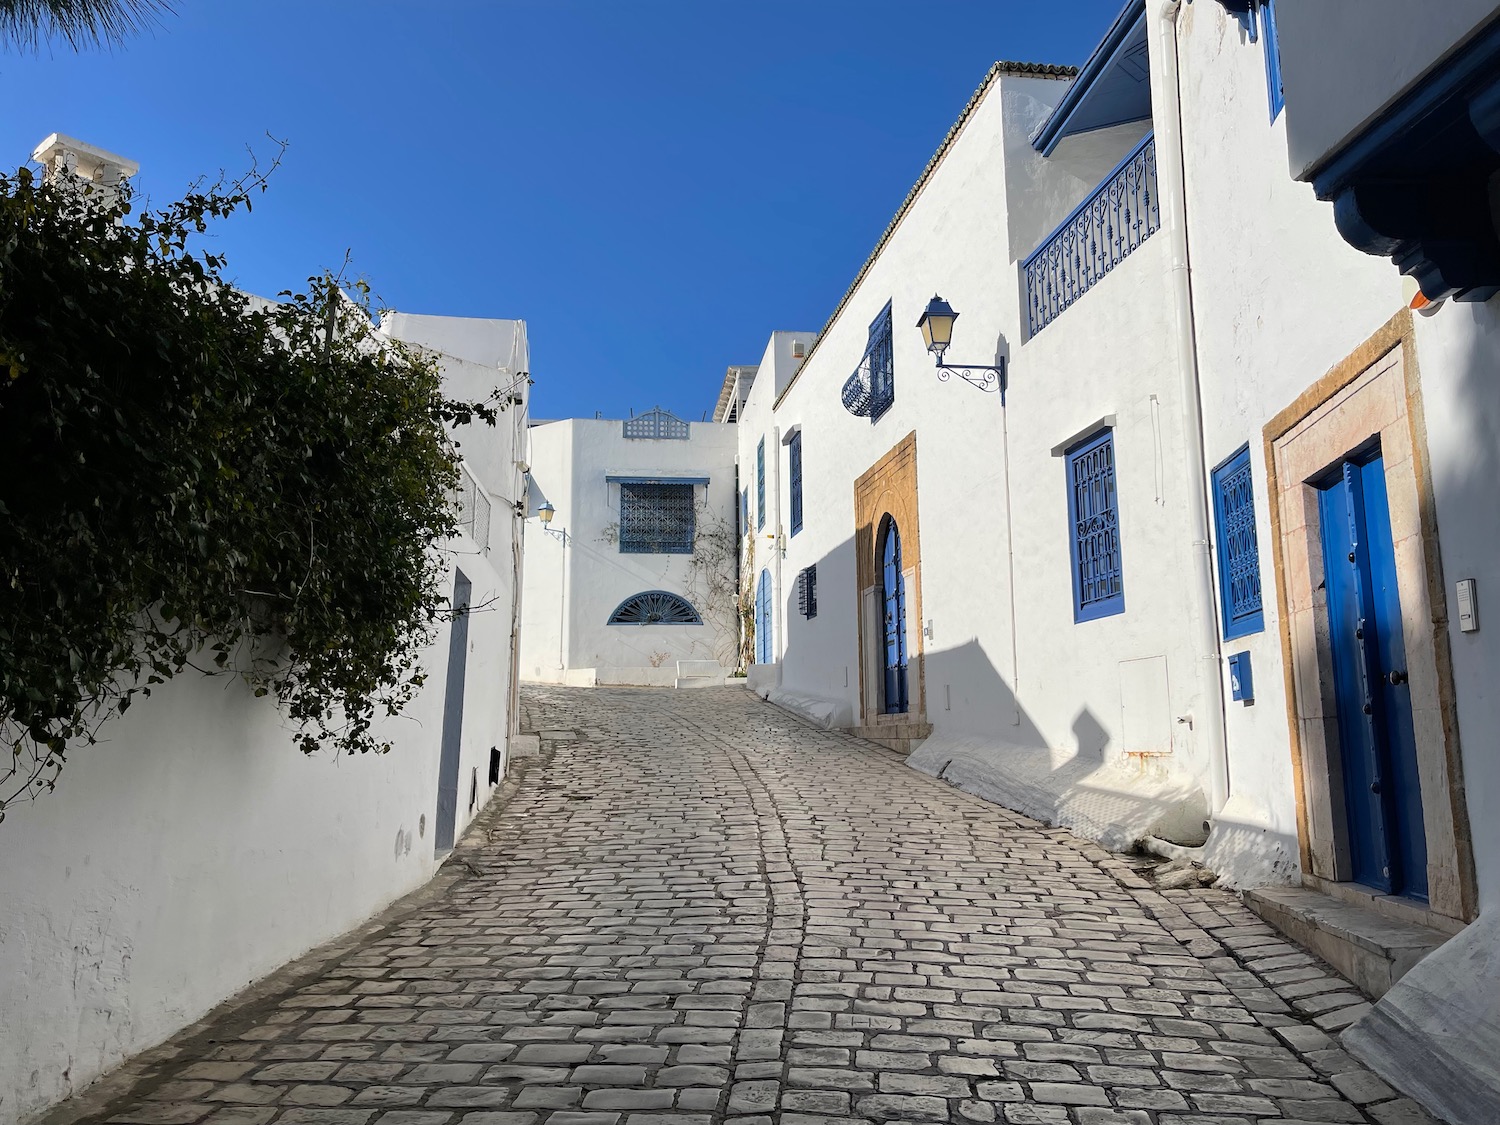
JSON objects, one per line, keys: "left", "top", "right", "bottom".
{"left": 518, "top": 409, "right": 739, "bottom": 687}
{"left": 0, "top": 138, "right": 532, "bottom": 1125}
{"left": 724, "top": 3, "right": 1500, "bottom": 1118}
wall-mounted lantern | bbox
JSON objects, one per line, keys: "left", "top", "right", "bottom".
{"left": 915, "top": 295, "right": 1006, "bottom": 397}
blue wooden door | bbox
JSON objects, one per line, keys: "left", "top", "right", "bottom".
{"left": 1318, "top": 453, "right": 1427, "bottom": 899}
{"left": 879, "top": 517, "right": 909, "bottom": 715}
{"left": 755, "top": 569, "right": 773, "bottom": 664}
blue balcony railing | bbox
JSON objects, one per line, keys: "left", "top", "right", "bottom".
{"left": 1023, "top": 132, "right": 1160, "bottom": 337}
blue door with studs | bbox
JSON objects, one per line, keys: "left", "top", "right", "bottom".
{"left": 755, "top": 569, "right": 773, "bottom": 665}
{"left": 1318, "top": 450, "right": 1426, "bottom": 899}
{"left": 879, "top": 516, "right": 909, "bottom": 715}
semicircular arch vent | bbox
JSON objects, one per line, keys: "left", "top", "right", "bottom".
{"left": 607, "top": 590, "right": 702, "bottom": 626}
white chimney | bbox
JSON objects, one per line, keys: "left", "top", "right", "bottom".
{"left": 31, "top": 133, "right": 139, "bottom": 188}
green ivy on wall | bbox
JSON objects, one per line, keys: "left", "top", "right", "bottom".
{"left": 0, "top": 164, "right": 500, "bottom": 818}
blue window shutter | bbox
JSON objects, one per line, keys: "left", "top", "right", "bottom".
{"left": 757, "top": 438, "right": 766, "bottom": 530}
{"left": 740, "top": 488, "right": 749, "bottom": 538}
{"left": 1261, "top": 0, "right": 1284, "bottom": 120}
{"left": 1212, "top": 445, "right": 1265, "bottom": 639}
{"left": 868, "top": 303, "right": 894, "bottom": 421}
{"left": 1066, "top": 429, "right": 1125, "bottom": 622}
{"left": 789, "top": 431, "right": 804, "bottom": 535}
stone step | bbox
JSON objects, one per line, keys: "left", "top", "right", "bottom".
{"left": 1244, "top": 884, "right": 1452, "bottom": 998}
{"left": 852, "top": 720, "right": 933, "bottom": 756}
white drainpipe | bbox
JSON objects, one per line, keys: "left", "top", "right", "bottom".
{"left": 771, "top": 424, "right": 784, "bottom": 661}
{"left": 1154, "top": 0, "right": 1231, "bottom": 817}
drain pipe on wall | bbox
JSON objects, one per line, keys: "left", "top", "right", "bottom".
{"left": 1154, "top": 0, "right": 1231, "bottom": 819}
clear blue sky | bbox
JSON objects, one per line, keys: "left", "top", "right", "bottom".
{"left": 2, "top": 1, "right": 1121, "bottom": 422}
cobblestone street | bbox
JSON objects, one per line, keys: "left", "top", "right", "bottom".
{"left": 73, "top": 686, "right": 1434, "bottom": 1125}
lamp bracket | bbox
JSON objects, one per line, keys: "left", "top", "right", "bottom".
{"left": 934, "top": 356, "right": 1006, "bottom": 398}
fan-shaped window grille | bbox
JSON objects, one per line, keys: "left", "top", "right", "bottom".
{"left": 607, "top": 590, "right": 703, "bottom": 626}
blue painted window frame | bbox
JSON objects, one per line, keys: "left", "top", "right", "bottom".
{"left": 756, "top": 437, "right": 766, "bottom": 531}
{"left": 788, "top": 431, "right": 803, "bottom": 536}
{"left": 868, "top": 302, "right": 894, "bottom": 422}
{"left": 740, "top": 487, "right": 749, "bottom": 539}
{"left": 1259, "top": 0, "right": 1284, "bottom": 121}
{"left": 1212, "top": 444, "right": 1265, "bottom": 639}
{"left": 1065, "top": 428, "right": 1125, "bottom": 622}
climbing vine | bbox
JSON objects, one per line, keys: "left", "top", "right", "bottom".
{"left": 0, "top": 162, "right": 499, "bottom": 818}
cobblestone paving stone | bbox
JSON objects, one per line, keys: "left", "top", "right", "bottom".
{"left": 78, "top": 686, "right": 1440, "bottom": 1125}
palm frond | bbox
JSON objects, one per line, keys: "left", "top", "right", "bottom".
{"left": 0, "top": 0, "right": 172, "bottom": 50}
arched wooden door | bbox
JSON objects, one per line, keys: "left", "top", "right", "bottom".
{"left": 755, "top": 569, "right": 773, "bottom": 665}
{"left": 878, "top": 516, "right": 908, "bottom": 714}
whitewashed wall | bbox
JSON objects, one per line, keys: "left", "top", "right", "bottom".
{"left": 0, "top": 316, "right": 528, "bottom": 1125}
{"left": 1174, "top": 1, "right": 1408, "bottom": 883}
{"left": 739, "top": 68, "right": 1219, "bottom": 848}
{"left": 519, "top": 417, "right": 739, "bottom": 684}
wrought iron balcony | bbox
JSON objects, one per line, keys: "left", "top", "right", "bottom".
{"left": 1023, "top": 132, "right": 1160, "bottom": 337}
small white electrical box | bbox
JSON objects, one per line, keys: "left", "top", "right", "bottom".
{"left": 1457, "top": 578, "right": 1479, "bottom": 633}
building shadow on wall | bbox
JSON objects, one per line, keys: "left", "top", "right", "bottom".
{"left": 767, "top": 534, "right": 1206, "bottom": 849}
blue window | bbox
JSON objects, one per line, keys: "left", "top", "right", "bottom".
{"left": 756, "top": 438, "right": 766, "bottom": 530}
{"left": 1259, "top": 0, "right": 1284, "bottom": 121}
{"left": 868, "top": 303, "right": 894, "bottom": 421}
{"left": 619, "top": 482, "right": 695, "bottom": 554}
{"left": 1212, "top": 445, "right": 1264, "bottom": 639}
{"left": 797, "top": 565, "right": 817, "bottom": 619}
{"left": 740, "top": 487, "right": 749, "bottom": 539}
{"left": 788, "top": 431, "right": 803, "bottom": 535}
{"left": 1065, "top": 429, "right": 1124, "bottom": 622}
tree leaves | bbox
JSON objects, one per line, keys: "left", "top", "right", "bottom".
{"left": 0, "top": 168, "right": 494, "bottom": 814}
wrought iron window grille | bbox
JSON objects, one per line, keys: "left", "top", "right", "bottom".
{"left": 622, "top": 407, "right": 690, "bottom": 440}
{"left": 1212, "top": 445, "right": 1264, "bottom": 638}
{"left": 452, "top": 461, "right": 492, "bottom": 551}
{"left": 619, "top": 482, "right": 696, "bottom": 554}
{"left": 842, "top": 302, "right": 895, "bottom": 419}
{"left": 607, "top": 590, "right": 702, "bottom": 625}
{"left": 1023, "top": 132, "right": 1160, "bottom": 337}
{"left": 797, "top": 566, "right": 818, "bottom": 619}
{"left": 1066, "top": 429, "right": 1125, "bottom": 621}
{"left": 789, "top": 431, "right": 804, "bottom": 535}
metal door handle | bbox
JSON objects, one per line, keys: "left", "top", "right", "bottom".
{"left": 1388, "top": 670, "right": 1408, "bottom": 685}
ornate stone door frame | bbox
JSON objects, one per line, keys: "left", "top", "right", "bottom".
{"left": 1265, "top": 310, "right": 1476, "bottom": 926}
{"left": 854, "top": 432, "right": 925, "bottom": 727}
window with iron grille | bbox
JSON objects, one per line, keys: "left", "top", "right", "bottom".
{"left": 619, "top": 483, "right": 695, "bottom": 554}
{"left": 868, "top": 302, "right": 894, "bottom": 421}
{"left": 1066, "top": 429, "right": 1124, "bottom": 621}
{"left": 797, "top": 565, "right": 818, "bottom": 619}
{"left": 756, "top": 438, "right": 766, "bottom": 530}
{"left": 1212, "top": 445, "right": 1264, "bottom": 638}
{"left": 1258, "top": 0, "right": 1284, "bottom": 121}
{"left": 607, "top": 590, "right": 702, "bottom": 625}
{"left": 788, "top": 431, "right": 803, "bottom": 535}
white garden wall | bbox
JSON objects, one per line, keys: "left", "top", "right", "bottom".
{"left": 0, "top": 315, "right": 529, "bottom": 1125}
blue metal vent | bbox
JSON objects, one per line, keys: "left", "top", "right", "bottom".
{"left": 1024, "top": 133, "right": 1160, "bottom": 337}
{"left": 619, "top": 482, "right": 695, "bottom": 554}
{"left": 607, "top": 590, "right": 702, "bottom": 625}
{"left": 1212, "top": 445, "right": 1264, "bottom": 638}
{"left": 1066, "top": 429, "right": 1124, "bottom": 621}
{"left": 623, "top": 407, "right": 690, "bottom": 440}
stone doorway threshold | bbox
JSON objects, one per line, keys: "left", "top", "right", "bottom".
{"left": 851, "top": 717, "right": 932, "bottom": 755}
{"left": 1244, "top": 882, "right": 1457, "bottom": 999}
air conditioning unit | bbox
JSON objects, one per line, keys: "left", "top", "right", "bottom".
{"left": 791, "top": 339, "right": 806, "bottom": 358}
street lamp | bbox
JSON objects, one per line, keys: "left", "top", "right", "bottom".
{"left": 535, "top": 502, "right": 566, "bottom": 543}
{"left": 915, "top": 295, "right": 1006, "bottom": 396}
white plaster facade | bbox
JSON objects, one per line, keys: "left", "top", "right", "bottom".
{"left": 0, "top": 306, "right": 530, "bottom": 1125}
{"left": 725, "top": 7, "right": 1500, "bottom": 1118}
{"left": 518, "top": 414, "right": 739, "bottom": 686}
